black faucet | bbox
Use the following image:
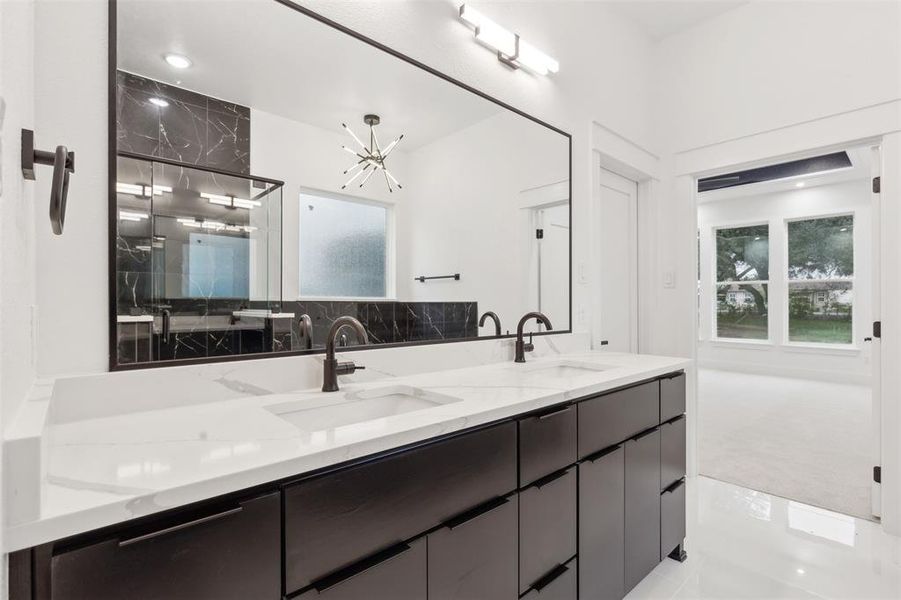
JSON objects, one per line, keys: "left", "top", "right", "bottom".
{"left": 298, "top": 314, "right": 313, "bottom": 350}
{"left": 322, "top": 316, "right": 369, "bottom": 392}
{"left": 514, "top": 311, "right": 553, "bottom": 363}
{"left": 478, "top": 311, "right": 502, "bottom": 336}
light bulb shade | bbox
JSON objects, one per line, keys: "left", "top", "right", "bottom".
{"left": 516, "top": 39, "right": 559, "bottom": 74}
{"left": 474, "top": 19, "right": 517, "bottom": 57}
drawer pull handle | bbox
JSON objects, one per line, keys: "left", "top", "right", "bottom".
{"left": 582, "top": 444, "right": 622, "bottom": 463}
{"left": 443, "top": 496, "right": 508, "bottom": 530}
{"left": 531, "top": 562, "right": 569, "bottom": 592}
{"left": 536, "top": 405, "right": 571, "bottom": 420}
{"left": 118, "top": 506, "right": 243, "bottom": 547}
{"left": 662, "top": 372, "right": 684, "bottom": 380}
{"left": 527, "top": 467, "right": 571, "bottom": 490}
{"left": 630, "top": 427, "right": 659, "bottom": 441}
{"left": 313, "top": 542, "right": 412, "bottom": 592}
{"left": 663, "top": 479, "right": 685, "bottom": 494}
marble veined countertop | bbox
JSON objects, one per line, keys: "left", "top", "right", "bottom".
{"left": 4, "top": 351, "right": 690, "bottom": 552}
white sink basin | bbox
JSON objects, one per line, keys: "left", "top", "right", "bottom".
{"left": 265, "top": 385, "right": 462, "bottom": 431}
{"left": 514, "top": 360, "right": 616, "bottom": 379}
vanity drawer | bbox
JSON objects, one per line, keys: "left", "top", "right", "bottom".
{"left": 660, "top": 373, "right": 686, "bottom": 422}
{"left": 284, "top": 422, "right": 516, "bottom": 593}
{"left": 428, "top": 494, "right": 519, "bottom": 600}
{"left": 519, "top": 467, "right": 577, "bottom": 594}
{"left": 660, "top": 415, "right": 687, "bottom": 490}
{"left": 522, "top": 558, "right": 577, "bottom": 600}
{"left": 578, "top": 381, "right": 659, "bottom": 457}
{"left": 519, "top": 404, "right": 577, "bottom": 486}
{"left": 661, "top": 479, "right": 686, "bottom": 560}
{"left": 295, "top": 539, "right": 426, "bottom": 600}
{"left": 50, "top": 492, "right": 280, "bottom": 600}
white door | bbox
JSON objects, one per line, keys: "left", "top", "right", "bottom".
{"left": 534, "top": 203, "right": 570, "bottom": 330}
{"left": 869, "top": 145, "right": 882, "bottom": 518}
{"left": 595, "top": 168, "right": 638, "bottom": 352}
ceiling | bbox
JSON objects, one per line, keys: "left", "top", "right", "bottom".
{"left": 697, "top": 146, "right": 872, "bottom": 204}
{"left": 117, "top": 0, "right": 503, "bottom": 150}
{"left": 604, "top": 1, "right": 749, "bottom": 40}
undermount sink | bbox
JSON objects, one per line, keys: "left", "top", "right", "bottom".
{"left": 514, "top": 360, "right": 616, "bottom": 379}
{"left": 265, "top": 385, "right": 462, "bottom": 431}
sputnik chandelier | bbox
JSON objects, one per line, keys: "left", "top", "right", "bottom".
{"left": 341, "top": 114, "right": 404, "bottom": 193}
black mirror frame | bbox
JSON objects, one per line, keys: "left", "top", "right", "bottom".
{"left": 107, "top": 0, "right": 572, "bottom": 371}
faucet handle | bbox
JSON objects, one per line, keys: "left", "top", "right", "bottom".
{"left": 335, "top": 361, "right": 364, "bottom": 376}
{"left": 524, "top": 332, "right": 535, "bottom": 353}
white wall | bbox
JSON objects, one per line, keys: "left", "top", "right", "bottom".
{"left": 697, "top": 179, "right": 872, "bottom": 384}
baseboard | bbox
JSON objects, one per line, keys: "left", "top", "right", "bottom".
{"left": 698, "top": 359, "right": 872, "bottom": 386}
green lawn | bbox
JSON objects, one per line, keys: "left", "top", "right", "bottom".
{"left": 789, "top": 318, "right": 852, "bottom": 344}
{"left": 716, "top": 313, "right": 852, "bottom": 344}
{"left": 717, "top": 313, "right": 767, "bottom": 340}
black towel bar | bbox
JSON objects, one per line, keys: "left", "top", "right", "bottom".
{"left": 414, "top": 273, "right": 460, "bottom": 282}
{"left": 21, "top": 129, "right": 75, "bottom": 235}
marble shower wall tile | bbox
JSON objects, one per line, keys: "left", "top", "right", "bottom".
{"left": 117, "top": 71, "right": 251, "bottom": 174}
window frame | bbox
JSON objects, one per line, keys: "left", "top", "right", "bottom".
{"left": 711, "top": 220, "right": 772, "bottom": 343}
{"left": 782, "top": 211, "right": 856, "bottom": 348}
{"left": 297, "top": 187, "right": 397, "bottom": 301}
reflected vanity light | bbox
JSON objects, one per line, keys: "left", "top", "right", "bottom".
{"left": 116, "top": 182, "right": 172, "bottom": 197}
{"left": 164, "top": 53, "right": 192, "bottom": 69}
{"left": 118, "top": 210, "right": 149, "bottom": 222}
{"left": 177, "top": 217, "right": 256, "bottom": 233}
{"left": 148, "top": 97, "right": 169, "bottom": 108}
{"left": 459, "top": 4, "right": 559, "bottom": 75}
{"left": 200, "top": 192, "right": 261, "bottom": 209}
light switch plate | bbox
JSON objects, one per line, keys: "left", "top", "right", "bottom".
{"left": 663, "top": 270, "right": 675, "bottom": 288}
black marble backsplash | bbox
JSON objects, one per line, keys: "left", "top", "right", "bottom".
{"left": 116, "top": 71, "right": 251, "bottom": 173}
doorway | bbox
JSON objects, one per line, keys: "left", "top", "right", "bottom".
{"left": 694, "top": 144, "right": 881, "bottom": 520}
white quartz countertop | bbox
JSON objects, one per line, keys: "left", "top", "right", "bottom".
{"left": 4, "top": 351, "right": 690, "bottom": 552}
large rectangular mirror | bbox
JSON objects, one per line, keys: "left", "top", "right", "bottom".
{"left": 111, "top": 0, "right": 571, "bottom": 368}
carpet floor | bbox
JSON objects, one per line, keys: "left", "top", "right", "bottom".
{"left": 697, "top": 368, "right": 874, "bottom": 520}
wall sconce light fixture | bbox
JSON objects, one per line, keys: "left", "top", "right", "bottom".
{"left": 459, "top": 4, "right": 559, "bottom": 75}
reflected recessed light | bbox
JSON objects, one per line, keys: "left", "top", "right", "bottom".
{"left": 148, "top": 97, "right": 169, "bottom": 108}
{"left": 164, "top": 53, "right": 192, "bottom": 69}
{"left": 796, "top": 568, "right": 806, "bottom": 575}
{"left": 796, "top": 181, "right": 806, "bottom": 188}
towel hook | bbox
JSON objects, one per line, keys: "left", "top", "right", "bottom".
{"left": 21, "top": 128, "right": 75, "bottom": 235}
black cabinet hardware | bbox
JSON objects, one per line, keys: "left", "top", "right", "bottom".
{"left": 118, "top": 506, "right": 243, "bottom": 547}
{"left": 631, "top": 426, "right": 659, "bottom": 442}
{"left": 527, "top": 467, "right": 571, "bottom": 490}
{"left": 21, "top": 128, "right": 75, "bottom": 235}
{"left": 531, "top": 562, "right": 569, "bottom": 592}
{"left": 313, "top": 542, "right": 412, "bottom": 592}
{"left": 663, "top": 478, "right": 685, "bottom": 494}
{"left": 582, "top": 444, "right": 622, "bottom": 463}
{"left": 443, "top": 496, "right": 509, "bottom": 530}
{"left": 537, "top": 405, "right": 571, "bottom": 420}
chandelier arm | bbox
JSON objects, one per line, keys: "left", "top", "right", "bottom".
{"left": 385, "top": 168, "right": 402, "bottom": 189}
{"left": 381, "top": 134, "right": 404, "bottom": 160}
{"left": 342, "top": 123, "right": 369, "bottom": 152}
{"left": 381, "top": 167, "right": 393, "bottom": 193}
{"left": 359, "top": 165, "right": 377, "bottom": 187}
{"left": 341, "top": 164, "right": 371, "bottom": 189}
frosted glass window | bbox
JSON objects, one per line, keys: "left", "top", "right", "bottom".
{"left": 300, "top": 193, "right": 388, "bottom": 298}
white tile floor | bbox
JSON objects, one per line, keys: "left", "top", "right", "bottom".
{"left": 626, "top": 477, "right": 901, "bottom": 599}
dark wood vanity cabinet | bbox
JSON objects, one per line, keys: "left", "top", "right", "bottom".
{"left": 13, "top": 372, "right": 686, "bottom": 600}
{"left": 48, "top": 492, "right": 280, "bottom": 600}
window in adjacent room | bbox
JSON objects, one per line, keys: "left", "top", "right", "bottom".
{"left": 786, "top": 214, "right": 854, "bottom": 344}
{"left": 715, "top": 224, "right": 770, "bottom": 340}
{"left": 299, "top": 191, "right": 390, "bottom": 298}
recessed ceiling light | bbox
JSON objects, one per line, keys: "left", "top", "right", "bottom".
{"left": 148, "top": 97, "right": 169, "bottom": 108}
{"left": 796, "top": 568, "right": 806, "bottom": 575}
{"left": 164, "top": 53, "right": 192, "bottom": 69}
{"left": 796, "top": 181, "right": 806, "bottom": 188}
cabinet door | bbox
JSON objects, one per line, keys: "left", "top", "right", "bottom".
{"left": 624, "top": 428, "right": 661, "bottom": 593}
{"left": 578, "top": 445, "right": 624, "bottom": 600}
{"left": 284, "top": 422, "right": 516, "bottom": 592}
{"left": 50, "top": 492, "right": 280, "bottom": 600}
{"left": 661, "top": 480, "right": 686, "bottom": 561}
{"left": 578, "top": 382, "right": 658, "bottom": 457}
{"left": 519, "top": 404, "right": 577, "bottom": 487}
{"left": 296, "top": 539, "right": 426, "bottom": 600}
{"left": 660, "top": 373, "right": 686, "bottom": 423}
{"left": 522, "top": 559, "right": 577, "bottom": 600}
{"left": 520, "top": 467, "right": 577, "bottom": 593}
{"left": 660, "top": 416, "right": 686, "bottom": 490}
{"left": 428, "top": 495, "right": 518, "bottom": 600}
